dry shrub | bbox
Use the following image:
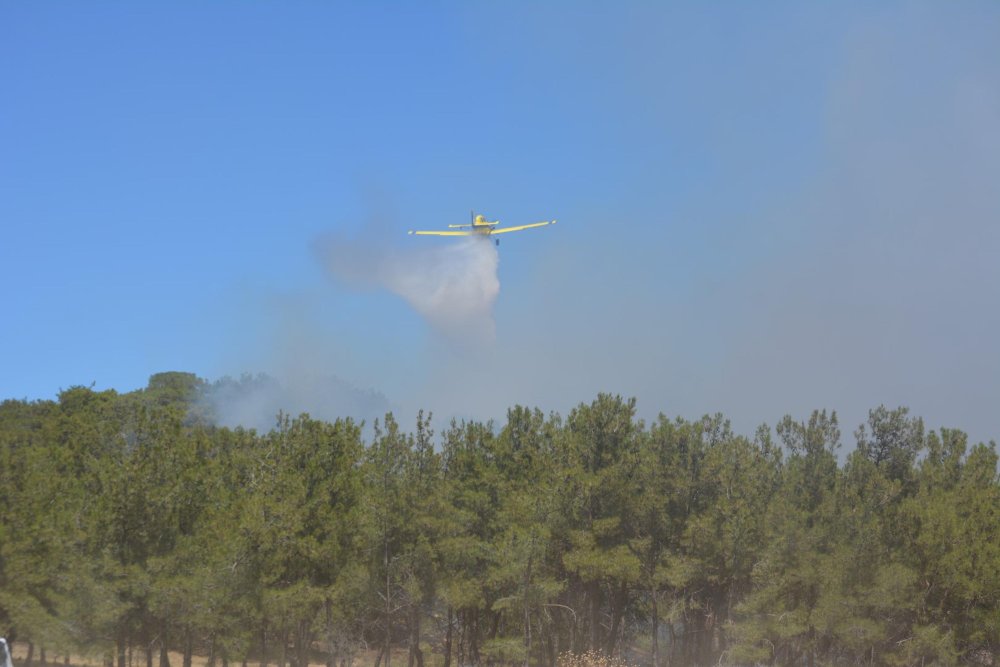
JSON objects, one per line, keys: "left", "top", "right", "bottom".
{"left": 556, "top": 650, "right": 631, "bottom": 667}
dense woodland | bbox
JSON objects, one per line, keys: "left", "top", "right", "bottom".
{"left": 0, "top": 372, "right": 998, "bottom": 667}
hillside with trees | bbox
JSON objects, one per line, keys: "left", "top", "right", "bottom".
{"left": 1, "top": 373, "right": 997, "bottom": 666}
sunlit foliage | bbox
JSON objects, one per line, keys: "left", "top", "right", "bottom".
{"left": 0, "top": 375, "right": 997, "bottom": 666}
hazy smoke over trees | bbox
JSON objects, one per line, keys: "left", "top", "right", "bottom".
{"left": 202, "top": 373, "right": 391, "bottom": 432}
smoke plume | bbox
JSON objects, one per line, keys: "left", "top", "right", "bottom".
{"left": 202, "top": 372, "right": 391, "bottom": 433}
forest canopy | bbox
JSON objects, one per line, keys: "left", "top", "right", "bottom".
{"left": 0, "top": 373, "right": 997, "bottom": 667}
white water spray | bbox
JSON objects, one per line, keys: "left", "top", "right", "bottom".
{"left": 316, "top": 234, "right": 500, "bottom": 344}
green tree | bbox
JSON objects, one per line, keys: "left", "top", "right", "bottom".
{"left": 560, "top": 395, "right": 642, "bottom": 656}
{"left": 684, "top": 416, "right": 779, "bottom": 665}
{"left": 729, "top": 411, "right": 840, "bottom": 666}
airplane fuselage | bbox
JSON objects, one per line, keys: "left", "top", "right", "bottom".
{"left": 409, "top": 213, "right": 555, "bottom": 244}
{"left": 466, "top": 214, "right": 500, "bottom": 234}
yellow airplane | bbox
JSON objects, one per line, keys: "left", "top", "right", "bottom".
{"left": 408, "top": 212, "right": 555, "bottom": 245}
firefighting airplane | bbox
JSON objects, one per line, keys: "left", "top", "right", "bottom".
{"left": 408, "top": 212, "right": 555, "bottom": 245}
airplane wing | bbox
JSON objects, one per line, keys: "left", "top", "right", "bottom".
{"left": 489, "top": 220, "right": 556, "bottom": 235}
{"left": 408, "top": 230, "right": 474, "bottom": 236}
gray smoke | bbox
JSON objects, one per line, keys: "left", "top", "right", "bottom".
{"left": 203, "top": 372, "right": 391, "bottom": 433}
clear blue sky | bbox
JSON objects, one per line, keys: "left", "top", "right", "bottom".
{"left": 3, "top": 3, "right": 999, "bottom": 444}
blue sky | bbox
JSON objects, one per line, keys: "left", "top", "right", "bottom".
{"left": 3, "top": 3, "right": 999, "bottom": 444}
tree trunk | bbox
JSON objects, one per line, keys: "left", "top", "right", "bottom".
{"left": 468, "top": 609, "right": 480, "bottom": 667}
{"left": 604, "top": 582, "right": 628, "bottom": 657}
{"left": 407, "top": 607, "right": 423, "bottom": 667}
{"left": 443, "top": 607, "right": 453, "bottom": 667}
{"left": 182, "top": 629, "right": 193, "bottom": 667}
{"left": 278, "top": 629, "right": 289, "bottom": 667}
{"left": 489, "top": 611, "right": 500, "bottom": 641}
{"left": 697, "top": 611, "right": 712, "bottom": 667}
{"left": 667, "top": 623, "right": 678, "bottom": 666}
{"left": 650, "top": 593, "right": 659, "bottom": 667}
{"left": 325, "top": 599, "right": 336, "bottom": 667}
{"left": 523, "top": 554, "right": 533, "bottom": 667}
{"left": 715, "top": 620, "right": 726, "bottom": 665}
{"left": 295, "top": 620, "right": 310, "bottom": 667}
{"left": 117, "top": 634, "right": 127, "bottom": 667}
{"left": 260, "top": 622, "right": 269, "bottom": 667}
{"left": 40, "top": 647, "right": 47, "bottom": 666}
{"left": 384, "top": 537, "right": 391, "bottom": 667}
{"left": 26, "top": 643, "right": 35, "bottom": 667}
{"left": 588, "top": 582, "right": 600, "bottom": 652}
{"left": 159, "top": 629, "right": 171, "bottom": 667}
